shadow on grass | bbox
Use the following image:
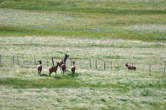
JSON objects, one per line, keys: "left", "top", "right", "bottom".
{"left": 40, "top": 74, "right": 48, "bottom": 77}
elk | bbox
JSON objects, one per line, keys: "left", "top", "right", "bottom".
{"left": 37, "top": 60, "right": 42, "bottom": 75}
{"left": 71, "top": 61, "right": 76, "bottom": 77}
{"left": 61, "top": 63, "right": 66, "bottom": 74}
{"left": 49, "top": 62, "right": 59, "bottom": 77}
{"left": 59, "top": 54, "right": 69, "bottom": 70}
{"left": 125, "top": 63, "right": 136, "bottom": 71}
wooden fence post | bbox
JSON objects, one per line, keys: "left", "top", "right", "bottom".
{"left": 95, "top": 60, "right": 97, "bottom": 70}
{"left": 13, "top": 55, "right": 15, "bottom": 64}
{"left": 71, "top": 60, "right": 72, "bottom": 66}
{"left": 110, "top": 61, "right": 112, "bottom": 70}
{"left": 164, "top": 65, "right": 165, "bottom": 75}
{"left": 47, "top": 60, "right": 48, "bottom": 66}
{"left": 52, "top": 57, "right": 54, "bottom": 66}
{"left": 17, "top": 55, "right": 19, "bottom": 65}
{"left": 149, "top": 64, "right": 151, "bottom": 73}
{"left": 104, "top": 60, "right": 105, "bottom": 70}
{"left": 23, "top": 56, "right": 24, "bottom": 64}
{"left": 34, "top": 57, "right": 37, "bottom": 65}
{"left": 89, "top": 59, "right": 92, "bottom": 69}
{"left": 0, "top": 54, "right": 1, "bottom": 64}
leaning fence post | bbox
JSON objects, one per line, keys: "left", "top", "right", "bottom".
{"left": 89, "top": 59, "right": 92, "bottom": 69}
{"left": 95, "top": 60, "right": 97, "bottom": 70}
{"left": 104, "top": 60, "right": 105, "bottom": 70}
{"left": 52, "top": 57, "right": 54, "bottom": 66}
{"left": 149, "top": 64, "right": 151, "bottom": 73}
{"left": 13, "top": 55, "right": 15, "bottom": 64}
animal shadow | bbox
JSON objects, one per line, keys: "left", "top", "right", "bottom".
{"left": 40, "top": 74, "right": 48, "bottom": 77}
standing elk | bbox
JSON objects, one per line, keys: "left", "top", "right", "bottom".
{"left": 125, "top": 63, "right": 136, "bottom": 71}
{"left": 37, "top": 60, "right": 42, "bottom": 75}
{"left": 49, "top": 62, "right": 59, "bottom": 77}
{"left": 71, "top": 61, "right": 76, "bottom": 77}
{"left": 59, "top": 54, "right": 69, "bottom": 70}
{"left": 61, "top": 63, "right": 66, "bottom": 74}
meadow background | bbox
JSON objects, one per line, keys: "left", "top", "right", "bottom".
{"left": 0, "top": 0, "right": 166, "bottom": 110}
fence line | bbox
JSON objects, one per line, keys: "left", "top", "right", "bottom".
{"left": 0, "top": 54, "right": 165, "bottom": 74}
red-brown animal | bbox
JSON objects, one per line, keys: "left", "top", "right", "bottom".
{"left": 125, "top": 63, "right": 136, "bottom": 71}
{"left": 37, "top": 60, "right": 42, "bottom": 75}
{"left": 71, "top": 61, "right": 76, "bottom": 77}
{"left": 61, "top": 63, "right": 66, "bottom": 74}
{"left": 49, "top": 62, "right": 59, "bottom": 76}
{"left": 59, "top": 54, "right": 69, "bottom": 71}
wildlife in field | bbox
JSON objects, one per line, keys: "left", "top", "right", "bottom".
{"left": 59, "top": 54, "right": 69, "bottom": 73}
{"left": 59, "top": 54, "right": 69, "bottom": 66}
{"left": 37, "top": 60, "right": 42, "bottom": 75}
{"left": 71, "top": 61, "right": 76, "bottom": 77}
{"left": 125, "top": 63, "right": 136, "bottom": 71}
{"left": 49, "top": 62, "right": 59, "bottom": 76}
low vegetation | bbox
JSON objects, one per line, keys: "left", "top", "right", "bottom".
{"left": 0, "top": 0, "right": 166, "bottom": 109}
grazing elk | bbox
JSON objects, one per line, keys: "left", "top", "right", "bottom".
{"left": 125, "top": 63, "right": 136, "bottom": 71}
{"left": 49, "top": 62, "right": 59, "bottom": 77}
{"left": 59, "top": 54, "right": 69, "bottom": 70}
{"left": 37, "top": 60, "right": 42, "bottom": 75}
{"left": 71, "top": 61, "right": 76, "bottom": 77}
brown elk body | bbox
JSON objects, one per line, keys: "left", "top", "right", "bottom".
{"left": 71, "top": 61, "right": 76, "bottom": 77}
{"left": 125, "top": 64, "right": 136, "bottom": 71}
{"left": 59, "top": 54, "right": 69, "bottom": 70}
{"left": 37, "top": 60, "right": 42, "bottom": 75}
{"left": 61, "top": 64, "right": 66, "bottom": 74}
{"left": 49, "top": 62, "right": 59, "bottom": 76}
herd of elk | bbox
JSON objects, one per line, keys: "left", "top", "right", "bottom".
{"left": 37, "top": 54, "right": 137, "bottom": 77}
{"left": 37, "top": 54, "right": 76, "bottom": 77}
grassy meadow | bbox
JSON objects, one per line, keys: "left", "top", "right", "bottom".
{"left": 0, "top": 0, "right": 166, "bottom": 110}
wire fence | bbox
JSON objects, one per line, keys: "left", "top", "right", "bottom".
{"left": 0, "top": 54, "right": 165, "bottom": 75}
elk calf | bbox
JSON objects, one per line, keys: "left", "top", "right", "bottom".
{"left": 37, "top": 60, "right": 42, "bottom": 75}
{"left": 125, "top": 63, "right": 136, "bottom": 71}
{"left": 71, "top": 61, "right": 76, "bottom": 77}
{"left": 49, "top": 62, "right": 59, "bottom": 76}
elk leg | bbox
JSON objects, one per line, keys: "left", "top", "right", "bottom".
{"left": 49, "top": 72, "right": 51, "bottom": 77}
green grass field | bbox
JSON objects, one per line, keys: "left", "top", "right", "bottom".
{"left": 0, "top": 0, "right": 166, "bottom": 110}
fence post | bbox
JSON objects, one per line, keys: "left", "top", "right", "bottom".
{"left": 47, "top": 60, "right": 48, "bottom": 66}
{"left": 17, "top": 55, "right": 19, "bottom": 65}
{"left": 34, "top": 57, "right": 37, "bottom": 65}
{"left": 149, "top": 64, "right": 151, "bottom": 73}
{"left": 95, "top": 60, "right": 97, "bottom": 70}
{"left": 52, "top": 57, "right": 54, "bottom": 66}
{"left": 23, "top": 56, "right": 24, "bottom": 64}
{"left": 104, "top": 60, "right": 105, "bottom": 70}
{"left": 13, "top": 55, "right": 15, "bottom": 64}
{"left": 89, "top": 59, "right": 92, "bottom": 69}
{"left": 0, "top": 54, "right": 1, "bottom": 64}
{"left": 110, "top": 61, "right": 112, "bottom": 70}
{"left": 164, "top": 65, "right": 165, "bottom": 75}
{"left": 71, "top": 60, "right": 72, "bottom": 66}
